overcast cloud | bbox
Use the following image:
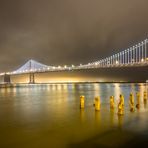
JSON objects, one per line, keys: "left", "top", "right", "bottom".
{"left": 0, "top": 0, "right": 148, "bottom": 72}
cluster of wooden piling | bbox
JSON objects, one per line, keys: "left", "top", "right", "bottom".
{"left": 80, "top": 91, "right": 148, "bottom": 115}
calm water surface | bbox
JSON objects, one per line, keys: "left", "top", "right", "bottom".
{"left": 0, "top": 83, "right": 148, "bottom": 148}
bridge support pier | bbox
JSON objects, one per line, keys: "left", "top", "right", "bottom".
{"left": 29, "top": 73, "right": 35, "bottom": 84}
{"left": 4, "top": 74, "right": 11, "bottom": 84}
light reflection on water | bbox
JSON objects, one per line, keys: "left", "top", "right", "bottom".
{"left": 0, "top": 83, "right": 148, "bottom": 148}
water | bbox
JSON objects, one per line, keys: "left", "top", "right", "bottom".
{"left": 0, "top": 83, "right": 148, "bottom": 148}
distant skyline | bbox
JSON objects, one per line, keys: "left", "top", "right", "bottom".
{"left": 0, "top": 0, "right": 148, "bottom": 72}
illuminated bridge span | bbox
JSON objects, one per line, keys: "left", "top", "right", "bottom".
{"left": 0, "top": 38, "right": 148, "bottom": 83}
{"left": 86, "top": 39, "right": 148, "bottom": 68}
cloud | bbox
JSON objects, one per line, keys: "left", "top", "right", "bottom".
{"left": 0, "top": 0, "right": 148, "bottom": 72}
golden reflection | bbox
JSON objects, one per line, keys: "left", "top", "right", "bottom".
{"left": 114, "top": 83, "right": 121, "bottom": 106}
{"left": 80, "top": 109, "right": 85, "bottom": 123}
{"left": 80, "top": 95, "right": 85, "bottom": 109}
{"left": 139, "top": 84, "right": 147, "bottom": 111}
{"left": 146, "top": 83, "right": 148, "bottom": 94}
{"left": 0, "top": 88, "right": 9, "bottom": 97}
{"left": 0, "top": 87, "right": 17, "bottom": 97}
{"left": 37, "top": 84, "right": 69, "bottom": 115}
{"left": 94, "top": 110, "right": 101, "bottom": 127}
{"left": 57, "top": 84, "right": 62, "bottom": 90}
{"left": 144, "top": 100, "right": 147, "bottom": 109}
{"left": 143, "top": 91, "right": 147, "bottom": 103}
{"left": 136, "top": 92, "right": 140, "bottom": 110}
{"left": 129, "top": 93, "right": 135, "bottom": 112}
{"left": 46, "top": 85, "right": 50, "bottom": 91}
{"left": 131, "top": 83, "right": 135, "bottom": 93}
{"left": 51, "top": 84, "right": 56, "bottom": 90}
{"left": 94, "top": 83, "right": 100, "bottom": 96}
{"left": 118, "top": 115, "right": 123, "bottom": 130}
{"left": 63, "top": 84, "right": 68, "bottom": 90}
{"left": 11, "top": 87, "right": 17, "bottom": 97}
{"left": 110, "top": 109, "right": 115, "bottom": 127}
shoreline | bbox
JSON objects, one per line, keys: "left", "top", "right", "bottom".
{"left": 0, "top": 81, "right": 147, "bottom": 88}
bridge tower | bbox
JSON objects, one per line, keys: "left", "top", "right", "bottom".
{"left": 29, "top": 73, "right": 35, "bottom": 84}
{"left": 12, "top": 59, "right": 50, "bottom": 84}
{"left": 29, "top": 60, "right": 35, "bottom": 84}
{"left": 4, "top": 73, "right": 11, "bottom": 84}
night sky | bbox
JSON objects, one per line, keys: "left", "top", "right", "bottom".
{"left": 0, "top": 0, "right": 148, "bottom": 72}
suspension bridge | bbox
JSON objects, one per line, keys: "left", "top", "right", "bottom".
{"left": 0, "top": 39, "right": 148, "bottom": 83}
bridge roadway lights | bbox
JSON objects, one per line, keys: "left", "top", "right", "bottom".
{"left": 29, "top": 73, "right": 35, "bottom": 84}
{"left": 4, "top": 74, "right": 11, "bottom": 84}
